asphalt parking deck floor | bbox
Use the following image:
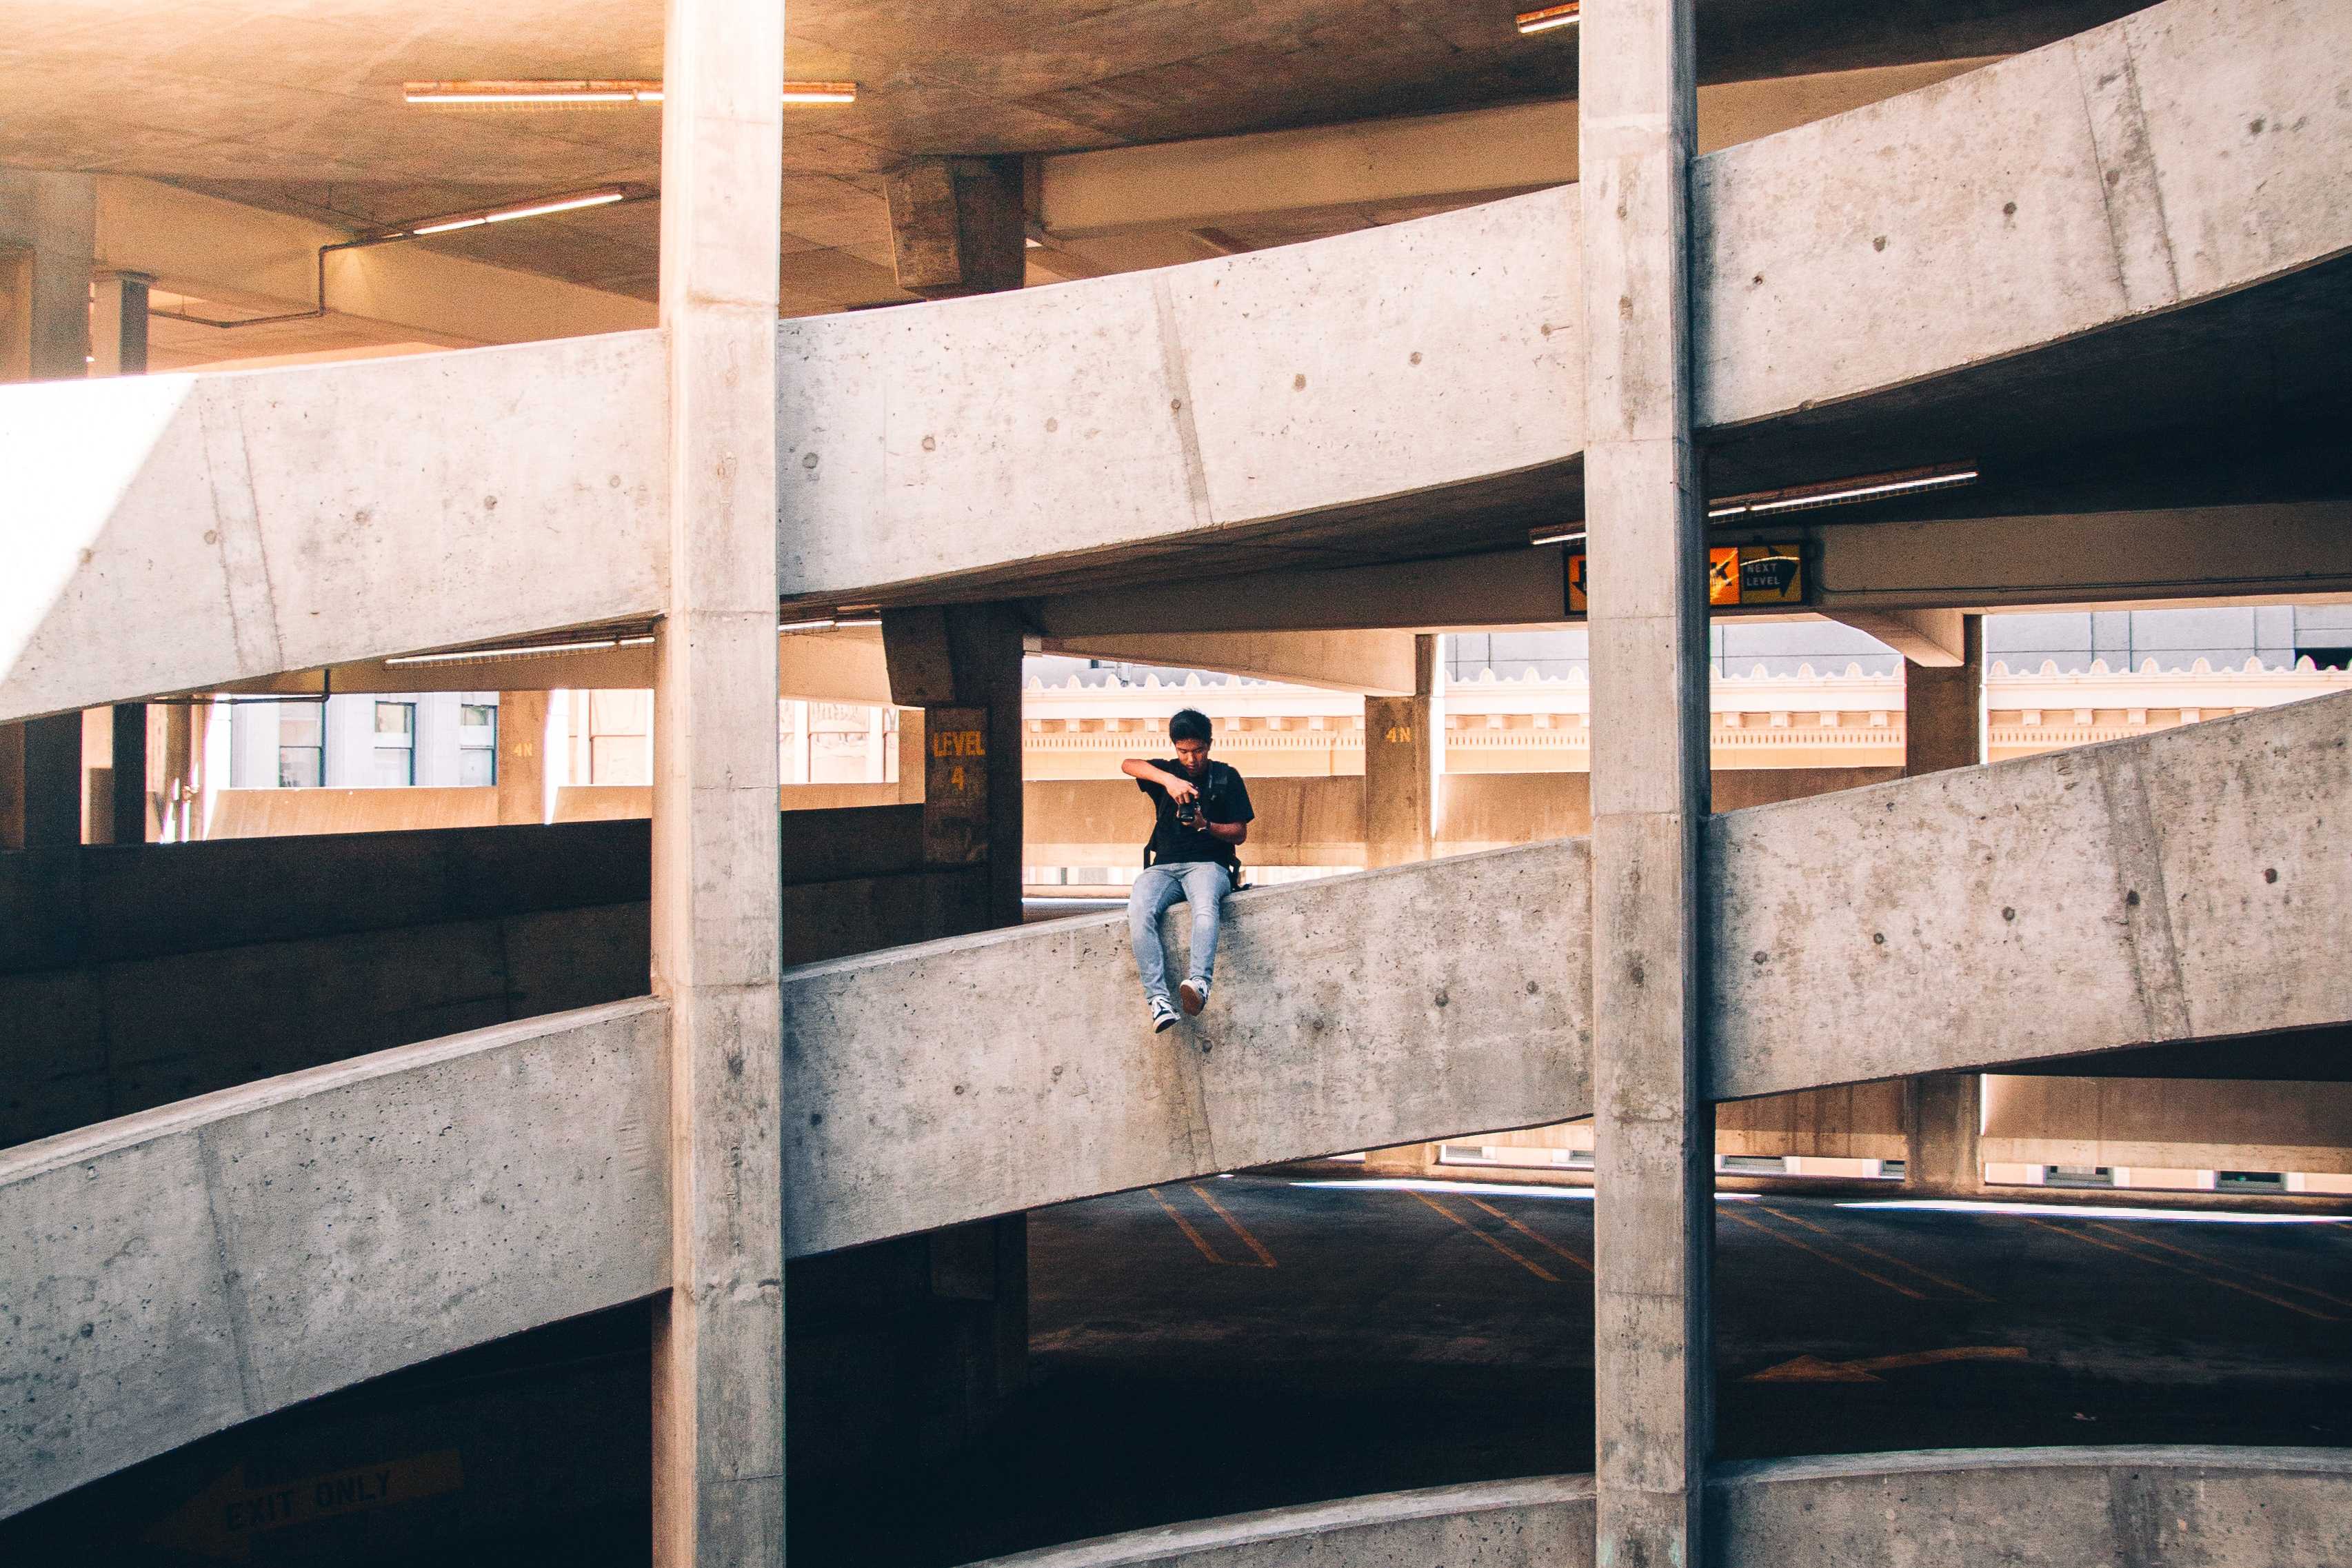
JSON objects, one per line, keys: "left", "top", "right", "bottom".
{"left": 818, "top": 1174, "right": 2352, "bottom": 1566}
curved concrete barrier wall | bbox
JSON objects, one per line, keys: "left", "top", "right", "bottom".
{"left": 0, "top": 998, "right": 668, "bottom": 1520}
{"left": 966, "top": 1447, "right": 2352, "bottom": 1567}
{"left": 777, "top": 187, "right": 1582, "bottom": 600}
{"left": 1712, "top": 689, "right": 2352, "bottom": 1100}
{"left": 782, "top": 841, "right": 1591, "bottom": 1256}
{"left": 0, "top": 332, "right": 665, "bottom": 724}
{"left": 1696, "top": 0, "right": 2352, "bottom": 429}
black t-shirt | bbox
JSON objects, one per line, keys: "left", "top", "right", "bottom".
{"left": 1138, "top": 759, "right": 1254, "bottom": 870}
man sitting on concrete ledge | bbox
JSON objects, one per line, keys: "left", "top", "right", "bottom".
{"left": 1122, "top": 708, "right": 1255, "bottom": 1032}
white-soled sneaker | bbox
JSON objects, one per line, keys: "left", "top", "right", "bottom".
{"left": 1151, "top": 998, "right": 1181, "bottom": 1033}
{"left": 1178, "top": 978, "right": 1209, "bottom": 1016}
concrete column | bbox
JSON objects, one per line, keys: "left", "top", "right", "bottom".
{"left": 1904, "top": 614, "right": 1984, "bottom": 1194}
{"left": 1902, "top": 614, "right": 1982, "bottom": 777}
{"left": 1363, "top": 634, "right": 1440, "bottom": 869}
{"left": 1580, "top": 2, "right": 1711, "bottom": 1565}
{"left": 0, "top": 170, "right": 94, "bottom": 382}
{"left": 649, "top": 0, "right": 785, "bottom": 1558}
{"left": 943, "top": 605, "right": 1027, "bottom": 931}
{"left": 90, "top": 271, "right": 151, "bottom": 377}
{"left": 0, "top": 712, "right": 81, "bottom": 850}
{"left": 496, "top": 692, "right": 550, "bottom": 825}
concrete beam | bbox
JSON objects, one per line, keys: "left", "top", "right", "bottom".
{"left": 0, "top": 332, "right": 667, "bottom": 724}
{"left": 1712, "top": 687, "right": 2352, "bottom": 1100}
{"left": 781, "top": 842, "right": 1591, "bottom": 1257}
{"left": 953, "top": 1450, "right": 2352, "bottom": 1567}
{"left": 887, "top": 157, "right": 1026, "bottom": 300}
{"left": 1035, "top": 59, "right": 1996, "bottom": 241}
{"left": 1694, "top": 0, "right": 2352, "bottom": 431}
{"left": 1039, "top": 630, "right": 1422, "bottom": 696}
{"left": 0, "top": 999, "right": 670, "bottom": 1522}
{"left": 93, "top": 177, "right": 655, "bottom": 350}
{"left": 1036, "top": 552, "right": 1567, "bottom": 638}
{"left": 1830, "top": 607, "right": 1967, "bottom": 667}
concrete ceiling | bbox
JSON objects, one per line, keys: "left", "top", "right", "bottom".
{"left": 2, "top": 0, "right": 2149, "bottom": 315}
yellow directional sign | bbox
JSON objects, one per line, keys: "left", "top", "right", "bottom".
{"left": 1744, "top": 1346, "right": 2026, "bottom": 1384}
{"left": 146, "top": 1450, "right": 464, "bottom": 1559}
{"left": 1567, "top": 542, "right": 1803, "bottom": 613}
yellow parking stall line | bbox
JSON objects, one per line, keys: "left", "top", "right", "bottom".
{"left": 1722, "top": 1205, "right": 1926, "bottom": 1300}
{"left": 1464, "top": 1196, "right": 1594, "bottom": 1275}
{"left": 1759, "top": 1205, "right": 1994, "bottom": 1302}
{"left": 1404, "top": 1189, "right": 1560, "bottom": 1283}
{"left": 2028, "top": 1218, "right": 2338, "bottom": 1322}
{"left": 1190, "top": 1183, "right": 1278, "bottom": 1268}
{"left": 2081, "top": 1220, "right": 2352, "bottom": 1310}
{"left": 1147, "top": 1186, "right": 1230, "bottom": 1267}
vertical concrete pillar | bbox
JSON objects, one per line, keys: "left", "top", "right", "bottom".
{"left": 1580, "top": 1, "right": 1710, "bottom": 1563}
{"left": 1363, "top": 635, "right": 1440, "bottom": 870}
{"left": 108, "top": 703, "right": 149, "bottom": 844}
{"left": 0, "top": 171, "right": 94, "bottom": 381}
{"left": 90, "top": 272, "right": 151, "bottom": 377}
{"left": 1904, "top": 615, "right": 1984, "bottom": 1195}
{"left": 496, "top": 691, "right": 550, "bottom": 825}
{"left": 650, "top": 0, "right": 785, "bottom": 1558}
{"left": 0, "top": 712, "right": 82, "bottom": 850}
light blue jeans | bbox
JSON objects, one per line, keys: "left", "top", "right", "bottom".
{"left": 1128, "top": 861, "right": 1231, "bottom": 1007}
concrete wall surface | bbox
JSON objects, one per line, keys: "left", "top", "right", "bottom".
{"left": 965, "top": 1448, "right": 2352, "bottom": 1567}
{"left": 1711, "top": 690, "right": 2352, "bottom": 1100}
{"left": 1694, "top": 0, "right": 2352, "bottom": 427}
{"left": 782, "top": 841, "right": 1591, "bottom": 1256}
{"left": 1982, "top": 1072, "right": 2352, "bottom": 1174}
{"left": 0, "top": 331, "right": 666, "bottom": 725}
{"left": 777, "top": 185, "right": 1581, "bottom": 599}
{"left": 0, "top": 998, "right": 670, "bottom": 1520}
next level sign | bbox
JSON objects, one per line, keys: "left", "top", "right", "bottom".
{"left": 1567, "top": 542, "right": 1804, "bottom": 612}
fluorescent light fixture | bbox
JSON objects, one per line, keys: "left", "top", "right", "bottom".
{"left": 1515, "top": 2, "right": 1581, "bottom": 34}
{"left": 835, "top": 616, "right": 883, "bottom": 628}
{"left": 1530, "top": 527, "right": 1587, "bottom": 547}
{"left": 780, "top": 617, "right": 838, "bottom": 633}
{"left": 1709, "top": 463, "right": 1978, "bottom": 520}
{"left": 412, "top": 216, "right": 488, "bottom": 236}
{"left": 1840, "top": 1199, "right": 2344, "bottom": 1225}
{"left": 486, "top": 190, "right": 626, "bottom": 223}
{"left": 387, "top": 637, "right": 618, "bottom": 666}
{"left": 405, "top": 79, "right": 856, "bottom": 107}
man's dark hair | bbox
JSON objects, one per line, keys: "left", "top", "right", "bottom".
{"left": 1168, "top": 708, "right": 1212, "bottom": 745}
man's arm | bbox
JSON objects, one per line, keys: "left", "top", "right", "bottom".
{"left": 1120, "top": 757, "right": 1198, "bottom": 803}
{"left": 1207, "top": 817, "right": 1247, "bottom": 845}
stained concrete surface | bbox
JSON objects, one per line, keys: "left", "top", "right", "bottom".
{"left": 19, "top": 1174, "right": 2341, "bottom": 1566}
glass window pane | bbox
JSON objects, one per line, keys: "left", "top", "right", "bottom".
{"left": 375, "top": 702, "right": 414, "bottom": 736}
{"left": 279, "top": 703, "right": 322, "bottom": 747}
{"left": 278, "top": 747, "right": 321, "bottom": 788}
{"left": 373, "top": 747, "right": 413, "bottom": 787}
{"left": 460, "top": 703, "right": 496, "bottom": 730}
{"left": 458, "top": 748, "right": 495, "bottom": 787}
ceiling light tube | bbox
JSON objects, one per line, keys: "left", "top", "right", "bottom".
{"left": 780, "top": 617, "right": 839, "bottom": 633}
{"left": 411, "top": 216, "right": 488, "bottom": 236}
{"left": 405, "top": 79, "right": 855, "bottom": 107}
{"left": 1709, "top": 463, "right": 1979, "bottom": 520}
{"left": 385, "top": 636, "right": 624, "bottom": 666}
{"left": 1529, "top": 527, "right": 1588, "bottom": 547}
{"left": 485, "top": 190, "right": 627, "bottom": 223}
{"left": 1515, "top": 2, "right": 1581, "bottom": 34}
{"left": 834, "top": 616, "right": 884, "bottom": 628}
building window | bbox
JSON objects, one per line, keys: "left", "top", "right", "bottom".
{"left": 279, "top": 702, "right": 323, "bottom": 788}
{"left": 373, "top": 701, "right": 415, "bottom": 787}
{"left": 458, "top": 702, "right": 497, "bottom": 786}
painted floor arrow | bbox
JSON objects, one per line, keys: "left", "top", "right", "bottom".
{"left": 1745, "top": 1346, "right": 2027, "bottom": 1383}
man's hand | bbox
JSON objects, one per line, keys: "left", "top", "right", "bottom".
{"left": 1163, "top": 776, "right": 1200, "bottom": 807}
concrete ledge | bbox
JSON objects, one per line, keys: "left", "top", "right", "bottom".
{"left": 783, "top": 842, "right": 1591, "bottom": 1256}
{"left": 0, "top": 332, "right": 665, "bottom": 724}
{"left": 0, "top": 998, "right": 669, "bottom": 1520}
{"left": 1711, "top": 688, "right": 2352, "bottom": 1099}
{"left": 965, "top": 1447, "right": 2352, "bottom": 1566}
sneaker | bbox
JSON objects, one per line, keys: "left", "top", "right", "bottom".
{"left": 1150, "top": 998, "right": 1180, "bottom": 1033}
{"left": 1178, "top": 978, "right": 1209, "bottom": 1016}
